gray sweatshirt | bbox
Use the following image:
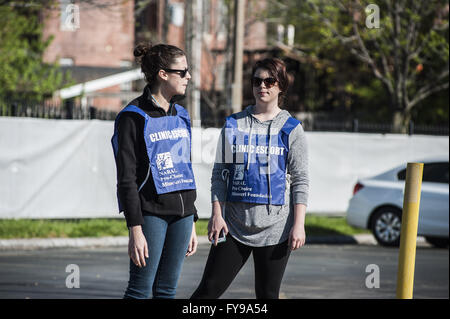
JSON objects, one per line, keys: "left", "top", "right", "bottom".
{"left": 211, "top": 105, "right": 309, "bottom": 247}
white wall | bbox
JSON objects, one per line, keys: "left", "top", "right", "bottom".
{"left": 0, "top": 117, "right": 448, "bottom": 219}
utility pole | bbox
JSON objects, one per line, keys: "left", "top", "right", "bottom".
{"left": 162, "top": 0, "right": 170, "bottom": 42}
{"left": 191, "top": 0, "right": 202, "bottom": 127}
{"left": 231, "top": 0, "right": 245, "bottom": 114}
{"left": 185, "top": 0, "right": 202, "bottom": 127}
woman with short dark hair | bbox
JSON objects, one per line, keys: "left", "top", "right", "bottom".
{"left": 191, "top": 57, "right": 309, "bottom": 299}
{"left": 112, "top": 42, "right": 198, "bottom": 299}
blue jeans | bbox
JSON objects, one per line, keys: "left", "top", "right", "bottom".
{"left": 123, "top": 214, "right": 193, "bottom": 299}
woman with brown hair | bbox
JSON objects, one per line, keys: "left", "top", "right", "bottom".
{"left": 112, "top": 43, "right": 198, "bottom": 299}
{"left": 191, "top": 58, "right": 309, "bottom": 299}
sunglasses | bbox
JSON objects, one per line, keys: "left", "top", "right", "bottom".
{"left": 252, "top": 76, "right": 277, "bottom": 88}
{"left": 163, "top": 68, "right": 189, "bottom": 78}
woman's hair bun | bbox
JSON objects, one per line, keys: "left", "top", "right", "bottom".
{"left": 133, "top": 42, "right": 152, "bottom": 59}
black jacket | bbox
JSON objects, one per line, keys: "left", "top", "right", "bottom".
{"left": 115, "top": 85, "right": 198, "bottom": 227}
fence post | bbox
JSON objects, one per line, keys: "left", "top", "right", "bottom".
{"left": 65, "top": 100, "right": 74, "bottom": 119}
{"left": 11, "top": 103, "right": 18, "bottom": 117}
{"left": 408, "top": 121, "right": 414, "bottom": 136}
{"left": 352, "top": 118, "right": 359, "bottom": 133}
{"left": 89, "top": 106, "right": 97, "bottom": 119}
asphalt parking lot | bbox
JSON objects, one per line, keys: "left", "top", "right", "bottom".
{"left": 0, "top": 242, "right": 447, "bottom": 299}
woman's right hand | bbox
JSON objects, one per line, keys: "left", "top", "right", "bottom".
{"left": 208, "top": 201, "right": 229, "bottom": 246}
{"left": 128, "top": 225, "right": 149, "bottom": 268}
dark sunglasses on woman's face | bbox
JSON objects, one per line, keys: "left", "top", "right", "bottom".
{"left": 252, "top": 76, "right": 277, "bottom": 88}
{"left": 163, "top": 68, "right": 189, "bottom": 78}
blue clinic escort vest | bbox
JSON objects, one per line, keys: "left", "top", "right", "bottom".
{"left": 224, "top": 114, "right": 300, "bottom": 206}
{"left": 111, "top": 104, "right": 196, "bottom": 212}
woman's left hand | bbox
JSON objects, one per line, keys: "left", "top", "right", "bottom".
{"left": 288, "top": 223, "right": 306, "bottom": 251}
{"left": 186, "top": 223, "right": 198, "bottom": 257}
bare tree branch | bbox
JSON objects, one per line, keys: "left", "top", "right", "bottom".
{"left": 352, "top": 19, "right": 394, "bottom": 93}
{"left": 408, "top": 81, "right": 449, "bottom": 111}
{"left": 402, "top": 1, "right": 422, "bottom": 108}
{"left": 372, "top": 39, "right": 394, "bottom": 94}
{"left": 408, "top": 67, "right": 450, "bottom": 110}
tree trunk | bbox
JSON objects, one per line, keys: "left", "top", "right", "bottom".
{"left": 390, "top": 88, "right": 409, "bottom": 134}
{"left": 392, "top": 110, "right": 407, "bottom": 134}
{"left": 391, "top": 95, "right": 410, "bottom": 134}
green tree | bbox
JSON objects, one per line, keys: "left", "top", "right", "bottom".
{"left": 0, "top": 2, "right": 71, "bottom": 101}
{"left": 264, "top": 0, "right": 449, "bottom": 132}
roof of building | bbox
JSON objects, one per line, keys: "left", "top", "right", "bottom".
{"left": 60, "top": 65, "right": 137, "bottom": 84}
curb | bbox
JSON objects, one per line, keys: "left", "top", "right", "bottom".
{"left": 0, "top": 236, "right": 211, "bottom": 251}
{"left": 0, "top": 236, "right": 129, "bottom": 251}
{"left": 0, "top": 234, "right": 430, "bottom": 251}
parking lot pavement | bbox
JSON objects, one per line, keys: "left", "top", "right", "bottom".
{"left": 0, "top": 242, "right": 447, "bottom": 299}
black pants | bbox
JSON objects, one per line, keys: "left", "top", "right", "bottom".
{"left": 191, "top": 234, "right": 291, "bottom": 299}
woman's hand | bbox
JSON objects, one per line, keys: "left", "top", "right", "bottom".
{"left": 208, "top": 201, "right": 229, "bottom": 246}
{"left": 186, "top": 223, "right": 198, "bottom": 257}
{"left": 128, "top": 225, "right": 149, "bottom": 267}
{"left": 288, "top": 223, "right": 306, "bottom": 251}
{"left": 289, "top": 203, "right": 307, "bottom": 251}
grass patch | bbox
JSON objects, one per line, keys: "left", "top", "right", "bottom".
{"left": 0, "top": 219, "right": 128, "bottom": 239}
{"left": 195, "top": 219, "right": 208, "bottom": 236}
{"left": 0, "top": 216, "right": 369, "bottom": 239}
{"left": 304, "top": 215, "right": 370, "bottom": 236}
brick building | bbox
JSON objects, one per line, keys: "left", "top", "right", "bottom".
{"left": 43, "top": 0, "right": 138, "bottom": 110}
{"left": 42, "top": 0, "right": 273, "bottom": 122}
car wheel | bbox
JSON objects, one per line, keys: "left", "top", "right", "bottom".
{"left": 371, "top": 207, "right": 402, "bottom": 247}
{"left": 425, "top": 236, "right": 449, "bottom": 249}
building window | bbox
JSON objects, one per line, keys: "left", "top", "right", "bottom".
{"left": 119, "top": 60, "right": 132, "bottom": 68}
{"left": 170, "top": 2, "right": 184, "bottom": 27}
{"left": 59, "top": 58, "right": 74, "bottom": 66}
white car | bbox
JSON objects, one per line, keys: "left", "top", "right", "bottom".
{"left": 346, "top": 156, "right": 449, "bottom": 248}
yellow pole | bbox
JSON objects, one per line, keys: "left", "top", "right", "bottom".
{"left": 396, "top": 162, "right": 424, "bottom": 299}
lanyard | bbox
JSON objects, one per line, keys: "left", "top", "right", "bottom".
{"left": 150, "top": 93, "right": 173, "bottom": 115}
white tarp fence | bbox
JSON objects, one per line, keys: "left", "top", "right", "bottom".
{"left": 0, "top": 117, "right": 448, "bottom": 219}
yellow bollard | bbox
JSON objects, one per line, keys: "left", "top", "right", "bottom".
{"left": 396, "top": 162, "right": 424, "bottom": 299}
